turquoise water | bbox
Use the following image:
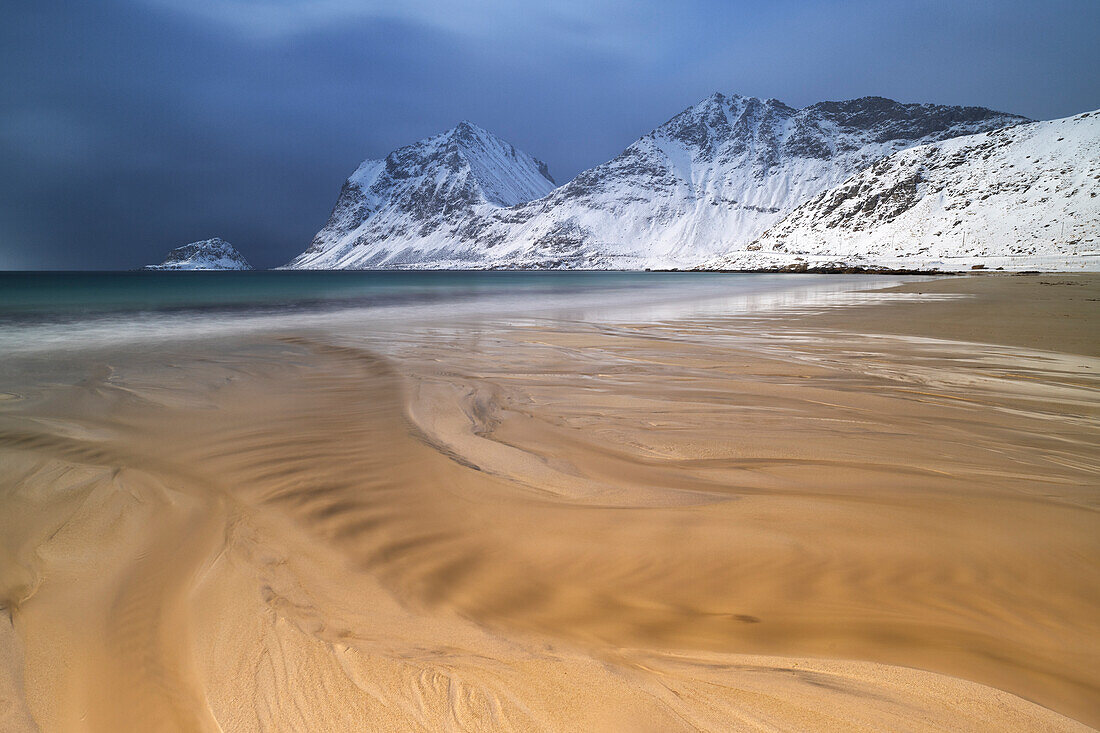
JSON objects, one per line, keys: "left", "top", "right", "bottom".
{"left": 0, "top": 271, "right": 748, "bottom": 315}
{"left": 0, "top": 271, "right": 912, "bottom": 355}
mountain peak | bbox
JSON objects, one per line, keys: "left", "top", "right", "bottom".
{"left": 143, "top": 237, "right": 252, "bottom": 271}
{"left": 447, "top": 119, "right": 485, "bottom": 141}
{"left": 287, "top": 122, "right": 557, "bottom": 268}
{"left": 433, "top": 122, "right": 556, "bottom": 203}
{"left": 436, "top": 121, "right": 521, "bottom": 157}
{"left": 691, "top": 92, "right": 751, "bottom": 111}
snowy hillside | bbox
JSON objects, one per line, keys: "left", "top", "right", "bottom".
{"left": 286, "top": 121, "right": 556, "bottom": 269}
{"left": 143, "top": 238, "right": 252, "bottom": 270}
{"left": 482, "top": 94, "right": 1024, "bottom": 269}
{"left": 708, "top": 111, "right": 1100, "bottom": 271}
{"left": 285, "top": 94, "right": 1022, "bottom": 270}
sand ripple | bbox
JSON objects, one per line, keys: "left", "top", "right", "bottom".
{"left": 1, "top": 281, "right": 1098, "bottom": 731}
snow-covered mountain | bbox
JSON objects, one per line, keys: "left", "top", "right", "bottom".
{"left": 286, "top": 121, "right": 556, "bottom": 269}
{"left": 708, "top": 110, "right": 1100, "bottom": 271}
{"left": 143, "top": 237, "right": 252, "bottom": 270}
{"left": 479, "top": 95, "right": 1025, "bottom": 269}
{"left": 287, "top": 95, "right": 1023, "bottom": 270}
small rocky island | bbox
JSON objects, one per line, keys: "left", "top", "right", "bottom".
{"left": 143, "top": 237, "right": 252, "bottom": 270}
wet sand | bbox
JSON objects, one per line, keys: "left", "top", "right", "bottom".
{"left": 799, "top": 272, "right": 1100, "bottom": 357}
{"left": 1, "top": 274, "right": 1098, "bottom": 731}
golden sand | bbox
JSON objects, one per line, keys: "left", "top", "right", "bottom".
{"left": 1, "top": 274, "right": 1097, "bottom": 731}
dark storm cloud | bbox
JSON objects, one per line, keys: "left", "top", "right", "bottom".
{"left": 1, "top": 0, "right": 1097, "bottom": 269}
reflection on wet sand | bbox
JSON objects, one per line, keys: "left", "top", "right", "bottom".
{"left": 0, "top": 275, "right": 1098, "bottom": 731}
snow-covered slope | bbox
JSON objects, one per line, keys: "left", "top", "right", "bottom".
{"left": 708, "top": 110, "right": 1100, "bottom": 271}
{"left": 482, "top": 95, "right": 1024, "bottom": 269}
{"left": 286, "top": 95, "right": 1022, "bottom": 270}
{"left": 143, "top": 238, "right": 252, "bottom": 270}
{"left": 286, "top": 121, "right": 556, "bottom": 269}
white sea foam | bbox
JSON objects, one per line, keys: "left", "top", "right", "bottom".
{"left": 0, "top": 274, "right": 933, "bottom": 356}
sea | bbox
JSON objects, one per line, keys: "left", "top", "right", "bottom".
{"left": 0, "top": 271, "right": 917, "bottom": 355}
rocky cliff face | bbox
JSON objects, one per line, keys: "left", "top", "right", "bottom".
{"left": 708, "top": 110, "right": 1099, "bottom": 271}
{"left": 143, "top": 238, "right": 252, "bottom": 270}
{"left": 285, "top": 94, "right": 1026, "bottom": 270}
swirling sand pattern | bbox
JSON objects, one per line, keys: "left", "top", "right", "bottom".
{"left": 0, "top": 276, "right": 1097, "bottom": 731}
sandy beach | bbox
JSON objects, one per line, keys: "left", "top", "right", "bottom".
{"left": 1, "top": 273, "right": 1097, "bottom": 731}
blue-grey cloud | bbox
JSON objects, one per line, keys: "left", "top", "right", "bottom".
{"left": 1, "top": 0, "right": 1097, "bottom": 268}
{"left": 139, "top": 0, "right": 634, "bottom": 49}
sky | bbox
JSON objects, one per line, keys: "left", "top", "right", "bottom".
{"left": 1, "top": 0, "right": 1097, "bottom": 269}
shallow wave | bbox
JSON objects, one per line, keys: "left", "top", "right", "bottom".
{"left": 0, "top": 273, "right": 930, "bottom": 356}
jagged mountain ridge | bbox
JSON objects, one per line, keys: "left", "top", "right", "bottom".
{"left": 287, "top": 121, "right": 556, "bottom": 269}
{"left": 478, "top": 94, "right": 1025, "bottom": 269}
{"left": 707, "top": 110, "right": 1100, "bottom": 271}
{"left": 143, "top": 238, "right": 252, "bottom": 270}
{"left": 287, "top": 94, "right": 1024, "bottom": 270}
